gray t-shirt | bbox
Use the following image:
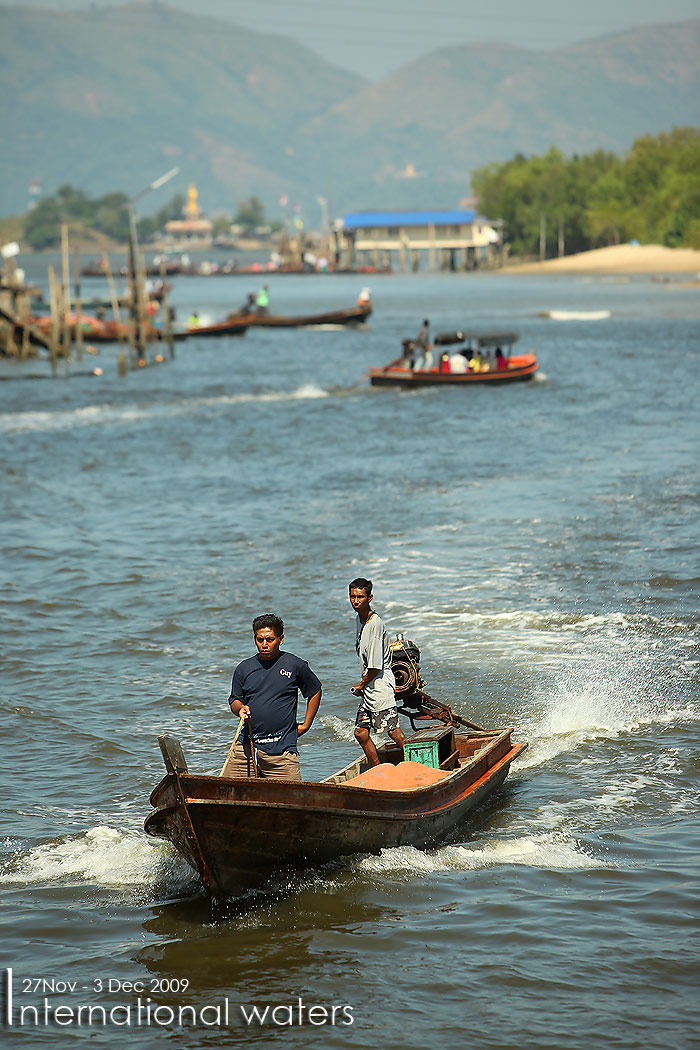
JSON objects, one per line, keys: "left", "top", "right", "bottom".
{"left": 355, "top": 611, "right": 396, "bottom": 713}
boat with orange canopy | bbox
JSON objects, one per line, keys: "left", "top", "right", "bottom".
{"left": 370, "top": 330, "right": 538, "bottom": 386}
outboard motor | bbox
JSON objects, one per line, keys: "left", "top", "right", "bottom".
{"left": 389, "top": 634, "right": 486, "bottom": 734}
{"left": 389, "top": 635, "right": 427, "bottom": 700}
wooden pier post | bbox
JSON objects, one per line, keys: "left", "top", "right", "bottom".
{"left": 136, "top": 247, "right": 148, "bottom": 364}
{"left": 60, "top": 223, "right": 72, "bottom": 368}
{"left": 47, "top": 265, "right": 60, "bottom": 375}
{"left": 17, "top": 286, "right": 31, "bottom": 358}
{"left": 126, "top": 229, "right": 139, "bottom": 369}
{"left": 101, "top": 253, "right": 126, "bottom": 355}
{"left": 160, "top": 258, "right": 175, "bottom": 358}
{"left": 73, "top": 245, "right": 83, "bottom": 360}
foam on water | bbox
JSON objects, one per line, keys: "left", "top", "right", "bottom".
{"left": 355, "top": 832, "right": 601, "bottom": 880}
{"left": 389, "top": 603, "right": 673, "bottom": 637}
{"left": 519, "top": 635, "right": 700, "bottom": 770}
{"left": 320, "top": 714, "right": 357, "bottom": 742}
{"left": 0, "top": 385, "right": 329, "bottom": 434}
{"left": 0, "top": 825, "right": 195, "bottom": 895}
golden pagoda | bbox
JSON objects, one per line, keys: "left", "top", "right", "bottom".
{"left": 164, "top": 183, "right": 213, "bottom": 244}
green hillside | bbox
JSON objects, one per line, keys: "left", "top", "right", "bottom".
{"left": 0, "top": 3, "right": 363, "bottom": 215}
{"left": 1, "top": 5, "right": 698, "bottom": 220}
{"left": 299, "top": 21, "right": 700, "bottom": 209}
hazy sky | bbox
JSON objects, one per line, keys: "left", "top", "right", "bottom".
{"left": 7, "top": 0, "right": 700, "bottom": 77}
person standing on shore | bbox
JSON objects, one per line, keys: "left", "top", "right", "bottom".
{"left": 348, "top": 578, "right": 406, "bottom": 767}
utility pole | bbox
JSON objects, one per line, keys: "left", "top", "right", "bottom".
{"left": 539, "top": 213, "right": 547, "bottom": 261}
{"left": 126, "top": 167, "right": 179, "bottom": 368}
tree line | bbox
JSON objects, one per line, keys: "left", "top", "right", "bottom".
{"left": 23, "top": 185, "right": 186, "bottom": 250}
{"left": 22, "top": 187, "right": 277, "bottom": 250}
{"left": 471, "top": 127, "right": 700, "bottom": 258}
{"left": 18, "top": 127, "right": 700, "bottom": 254}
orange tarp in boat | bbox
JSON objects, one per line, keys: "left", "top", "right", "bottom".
{"left": 345, "top": 760, "right": 450, "bottom": 791}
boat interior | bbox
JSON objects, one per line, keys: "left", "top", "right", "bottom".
{"left": 152, "top": 725, "right": 512, "bottom": 801}
{"left": 322, "top": 725, "right": 504, "bottom": 791}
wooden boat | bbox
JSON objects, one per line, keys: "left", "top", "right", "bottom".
{"left": 30, "top": 287, "right": 170, "bottom": 314}
{"left": 144, "top": 638, "right": 526, "bottom": 898}
{"left": 370, "top": 330, "right": 537, "bottom": 386}
{"left": 184, "top": 316, "right": 249, "bottom": 338}
{"left": 31, "top": 315, "right": 185, "bottom": 344}
{"left": 230, "top": 303, "right": 372, "bottom": 328}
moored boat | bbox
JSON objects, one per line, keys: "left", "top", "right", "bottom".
{"left": 144, "top": 638, "right": 527, "bottom": 898}
{"left": 32, "top": 314, "right": 185, "bottom": 344}
{"left": 370, "top": 330, "right": 537, "bottom": 386}
{"left": 231, "top": 303, "right": 372, "bottom": 328}
{"left": 184, "top": 316, "right": 249, "bottom": 338}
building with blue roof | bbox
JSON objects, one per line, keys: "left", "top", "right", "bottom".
{"left": 343, "top": 209, "right": 476, "bottom": 230}
{"left": 336, "top": 209, "right": 501, "bottom": 271}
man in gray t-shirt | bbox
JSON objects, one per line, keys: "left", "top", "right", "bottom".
{"left": 349, "top": 577, "right": 407, "bottom": 767}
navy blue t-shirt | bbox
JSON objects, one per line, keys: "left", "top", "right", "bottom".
{"left": 228, "top": 651, "right": 321, "bottom": 755}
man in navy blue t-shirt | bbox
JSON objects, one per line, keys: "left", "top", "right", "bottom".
{"left": 221, "top": 613, "right": 322, "bottom": 780}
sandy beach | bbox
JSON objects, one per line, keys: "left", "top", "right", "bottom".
{"left": 502, "top": 243, "right": 700, "bottom": 276}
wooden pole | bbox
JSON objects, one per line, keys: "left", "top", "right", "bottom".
{"left": 172, "top": 771, "right": 215, "bottom": 893}
{"left": 101, "top": 253, "right": 126, "bottom": 352}
{"left": 127, "top": 216, "right": 139, "bottom": 369}
{"left": 4, "top": 312, "right": 14, "bottom": 357}
{"left": 47, "top": 265, "right": 59, "bottom": 375}
{"left": 539, "top": 213, "right": 547, "bottom": 261}
{"left": 73, "top": 244, "right": 83, "bottom": 360}
{"left": 160, "top": 258, "right": 175, "bottom": 358}
{"left": 55, "top": 276, "right": 66, "bottom": 364}
{"left": 18, "top": 289, "right": 30, "bottom": 358}
{"left": 60, "top": 223, "right": 72, "bottom": 367}
{"left": 136, "top": 247, "right": 148, "bottom": 364}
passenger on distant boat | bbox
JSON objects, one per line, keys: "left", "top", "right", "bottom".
{"left": 440, "top": 351, "right": 451, "bottom": 373}
{"left": 400, "top": 339, "right": 416, "bottom": 369}
{"left": 468, "top": 349, "right": 486, "bottom": 372}
{"left": 495, "top": 347, "right": 508, "bottom": 370}
{"left": 221, "top": 613, "right": 322, "bottom": 781}
{"left": 256, "top": 285, "right": 270, "bottom": 314}
{"left": 357, "top": 286, "right": 372, "bottom": 306}
{"left": 416, "top": 318, "right": 430, "bottom": 352}
{"left": 188, "top": 312, "right": 200, "bottom": 328}
{"left": 239, "top": 292, "right": 257, "bottom": 314}
{"left": 349, "top": 579, "right": 407, "bottom": 768}
{"left": 415, "top": 344, "right": 435, "bottom": 371}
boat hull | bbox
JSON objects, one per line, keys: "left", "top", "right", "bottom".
{"left": 144, "top": 729, "right": 526, "bottom": 897}
{"left": 185, "top": 320, "right": 249, "bottom": 338}
{"left": 232, "top": 304, "right": 372, "bottom": 328}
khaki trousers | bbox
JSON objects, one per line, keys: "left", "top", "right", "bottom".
{"left": 221, "top": 740, "right": 301, "bottom": 781}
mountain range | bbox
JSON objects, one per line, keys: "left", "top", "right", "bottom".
{"left": 1, "top": 4, "right": 698, "bottom": 222}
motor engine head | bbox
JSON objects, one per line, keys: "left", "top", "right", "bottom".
{"left": 389, "top": 635, "right": 425, "bottom": 698}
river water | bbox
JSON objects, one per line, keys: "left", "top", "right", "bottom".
{"left": 1, "top": 261, "right": 698, "bottom": 1049}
